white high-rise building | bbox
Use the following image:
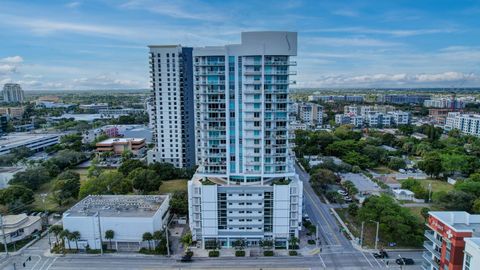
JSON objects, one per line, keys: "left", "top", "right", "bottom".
{"left": 188, "top": 32, "right": 303, "bottom": 249}
{"left": 2, "top": 83, "right": 24, "bottom": 103}
{"left": 445, "top": 112, "right": 480, "bottom": 136}
{"left": 147, "top": 45, "right": 195, "bottom": 168}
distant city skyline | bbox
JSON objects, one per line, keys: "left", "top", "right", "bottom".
{"left": 0, "top": 0, "right": 479, "bottom": 90}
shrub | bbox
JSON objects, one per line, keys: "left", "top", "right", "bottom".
{"left": 263, "top": 250, "right": 274, "bottom": 256}
{"left": 307, "top": 239, "right": 315, "bottom": 245}
{"left": 208, "top": 250, "right": 220, "bottom": 257}
{"left": 186, "top": 250, "right": 194, "bottom": 257}
{"left": 289, "top": 250, "right": 298, "bottom": 256}
{"left": 235, "top": 250, "right": 245, "bottom": 257}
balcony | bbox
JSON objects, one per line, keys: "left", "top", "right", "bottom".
{"left": 195, "top": 62, "right": 225, "bottom": 66}
{"left": 197, "top": 71, "right": 225, "bottom": 76}
{"left": 244, "top": 80, "right": 262, "bottom": 85}
{"left": 424, "top": 230, "right": 442, "bottom": 246}
{"left": 196, "top": 81, "right": 226, "bottom": 85}
{"left": 244, "top": 71, "right": 262, "bottom": 75}
{"left": 423, "top": 240, "right": 441, "bottom": 258}
{"left": 422, "top": 251, "right": 440, "bottom": 268}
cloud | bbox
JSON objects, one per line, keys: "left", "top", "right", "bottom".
{"left": 65, "top": 1, "right": 81, "bottom": 9}
{"left": 0, "top": 56, "right": 23, "bottom": 75}
{"left": 72, "top": 74, "right": 146, "bottom": 89}
{"left": 306, "top": 37, "right": 402, "bottom": 47}
{"left": 305, "top": 27, "right": 455, "bottom": 37}
{"left": 119, "top": 0, "right": 226, "bottom": 22}
{"left": 1, "top": 56, "right": 23, "bottom": 64}
{"left": 332, "top": 9, "right": 359, "bottom": 17}
{"left": 301, "top": 72, "right": 478, "bottom": 87}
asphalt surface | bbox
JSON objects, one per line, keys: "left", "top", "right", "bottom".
{"left": 0, "top": 163, "right": 424, "bottom": 269}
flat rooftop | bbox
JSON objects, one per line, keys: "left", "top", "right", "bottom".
{"left": 340, "top": 173, "right": 380, "bottom": 193}
{"left": 64, "top": 195, "right": 168, "bottom": 218}
{"left": 430, "top": 211, "right": 480, "bottom": 235}
{"left": 0, "top": 133, "right": 59, "bottom": 148}
{"left": 97, "top": 137, "right": 145, "bottom": 145}
{"left": 465, "top": 237, "right": 480, "bottom": 248}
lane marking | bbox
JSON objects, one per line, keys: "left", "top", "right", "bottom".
{"left": 318, "top": 254, "right": 327, "bottom": 269}
{"left": 369, "top": 253, "right": 383, "bottom": 268}
{"left": 304, "top": 187, "right": 341, "bottom": 244}
{"left": 37, "top": 257, "right": 51, "bottom": 270}
{"left": 45, "top": 257, "right": 57, "bottom": 270}
{"left": 360, "top": 252, "right": 375, "bottom": 268}
{"left": 30, "top": 255, "right": 43, "bottom": 270}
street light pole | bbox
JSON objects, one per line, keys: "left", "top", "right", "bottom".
{"left": 163, "top": 224, "right": 170, "bottom": 257}
{"left": 374, "top": 221, "right": 379, "bottom": 251}
{"left": 0, "top": 214, "right": 9, "bottom": 257}
{"left": 360, "top": 221, "right": 365, "bottom": 247}
{"left": 96, "top": 212, "right": 103, "bottom": 255}
{"left": 41, "top": 193, "right": 51, "bottom": 249}
{"left": 428, "top": 183, "right": 432, "bottom": 203}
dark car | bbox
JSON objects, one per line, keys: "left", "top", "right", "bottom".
{"left": 396, "top": 258, "right": 414, "bottom": 265}
{"left": 373, "top": 252, "right": 385, "bottom": 259}
{"left": 380, "top": 250, "right": 389, "bottom": 258}
{"left": 180, "top": 255, "right": 193, "bottom": 263}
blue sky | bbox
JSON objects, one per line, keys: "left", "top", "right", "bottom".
{"left": 0, "top": 0, "right": 479, "bottom": 90}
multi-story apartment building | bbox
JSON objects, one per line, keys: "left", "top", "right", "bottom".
{"left": 380, "top": 94, "right": 431, "bottom": 105}
{"left": 188, "top": 31, "right": 303, "bottom": 249}
{"left": 336, "top": 106, "right": 409, "bottom": 127}
{"left": 147, "top": 45, "right": 195, "bottom": 168}
{"left": 445, "top": 112, "right": 480, "bottom": 137}
{"left": 309, "top": 95, "right": 364, "bottom": 103}
{"left": 2, "top": 83, "right": 24, "bottom": 103}
{"left": 298, "top": 102, "right": 323, "bottom": 126}
{"left": 424, "top": 98, "right": 465, "bottom": 109}
{"left": 390, "top": 110, "right": 410, "bottom": 125}
{"left": 463, "top": 238, "right": 480, "bottom": 270}
{"left": 424, "top": 211, "right": 480, "bottom": 270}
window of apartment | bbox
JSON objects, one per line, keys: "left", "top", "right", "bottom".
{"left": 465, "top": 253, "right": 472, "bottom": 270}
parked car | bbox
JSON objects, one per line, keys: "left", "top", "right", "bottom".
{"left": 372, "top": 251, "right": 388, "bottom": 259}
{"left": 396, "top": 258, "right": 414, "bottom": 265}
{"left": 344, "top": 196, "right": 353, "bottom": 202}
{"left": 337, "top": 190, "right": 348, "bottom": 196}
{"left": 180, "top": 255, "right": 193, "bottom": 262}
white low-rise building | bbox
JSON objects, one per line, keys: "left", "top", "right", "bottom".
{"left": 392, "top": 189, "right": 415, "bottom": 201}
{"left": 445, "top": 112, "right": 480, "bottom": 137}
{"left": 62, "top": 195, "right": 170, "bottom": 251}
{"left": 0, "top": 214, "right": 42, "bottom": 244}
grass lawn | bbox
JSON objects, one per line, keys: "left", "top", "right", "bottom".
{"left": 421, "top": 179, "right": 454, "bottom": 193}
{"left": 158, "top": 179, "right": 187, "bottom": 194}
{"left": 71, "top": 168, "right": 117, "bottom": 182}
{"left": 371, "top": 166, "right": 395, "bottom": 174}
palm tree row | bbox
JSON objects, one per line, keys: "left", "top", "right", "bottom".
{"left": 49, "top": 225, "right": 81, "bottom": 251}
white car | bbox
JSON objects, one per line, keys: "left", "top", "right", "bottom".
{"left": 337, "top": 190, "right": 348, "bottom": 196}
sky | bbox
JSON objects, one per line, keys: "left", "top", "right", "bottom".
{"left": 1, "top": 0, "right": 480, "bottom": 90}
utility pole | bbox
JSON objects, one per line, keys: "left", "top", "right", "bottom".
{"left": 428, "top": 183, "right": 432, "bottom": 203}
{"left": 0, "top": 214, "right": 8, "bottom": 257}
{"left": 374, "top": 221, "right": 380, "bottom": 251}
{"left": 96, "top": 212, "right": 103, "bottom": 255}
{"left": 165, "top": 225, "right": 170, "bottom": 257}
{"left": 360, "top": 221, "right": 364, "bottom": 247}
{"left": 316, "top": 225, "right": 319, "bottom": 248}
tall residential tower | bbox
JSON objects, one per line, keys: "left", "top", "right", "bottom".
{"left": 188, "top": 32, "right": 303, "bottom": 248}
{"left": 147, "top": 45, "right": 195, "bottom": 168}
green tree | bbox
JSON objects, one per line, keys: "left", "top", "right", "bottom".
{"left": 421, "top": 207, "right": 430, "bottom": 222}
{"left": 105, "top": 230, "right": 115, "bottom": 250}
{"left": 170, "top": 191, "right": 188, "bottom": 215}
{"left": 325, "top": 140, "right": 360, "bottom": 157}
{"left": 401, "top": 178, "right": 427, "bottom": 199}
{"left": 472, "top": 199, "right": 480, "bottom": 214}
{"left": 142, "top": 232, "right": 153, "bottom": 250}
{"left": 180, "top": 233, "right": 193, "bottom": 251}
{"left": 52, "top": 171, "right": 81, "bottom": 206}
{"left": 148, "top": 162, "right": 180, "bottom": 180}
{"left": 348, "top": 203, "right": 359, "bottom": 217}
{"left": 128, "top": 168, "right": 162, "bottom": 194}
{"left": 71, "top": 231, "right": 81, "bottom": 250}
{"left": 0, "top": 185, "right": 34, "bottom": 212}
{"left": 342, "top": 151, "right": 371, "bottom": 169}
{"left": 288, "top": 236, "right": 299, "bottom": 250}
{"left": 49, "top": 225, "right": 63, "bottom": 244}
{"left": 387, "top": 157, "right": 406, "bottom": 171}
{"left": 118, "top": 159, "right": 146, "bottom": 176}
{"left": 60, "top": 229, "right": 72, "bottom": 250}
{"left": 418, "top": 152, "right": 443, "bottom": 178}
{"left": 434, "top": 190, "right": 475, "bottom": 212}
{"left": 79, "top": 171, "right": 132, "bottom": 198}
{"left": 310, "top": 169, "right": 338, "bottom": 191}
{"left": 9, "top": 166, "right": 52, "bottom": 190}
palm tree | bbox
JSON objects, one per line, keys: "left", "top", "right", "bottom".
{"left": 153, "top": 230, "right": 163, "bottom": 245}
{"left": 142, "top": 232, "right": 153, "bottom": 250}
{"left": 71, "top": 231, "right": 81, "bottom": 251}
{"left": 288, "top": 236, "right": 299, "bottom": 250}
{"left": 49, "top": 225, "right": 63, "bottom": 244}
{"left": 105, "top": 230, "right": 115, "bottom": 250}
{"left": 59, "top": 229, "right": 71, "bottom": 250}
